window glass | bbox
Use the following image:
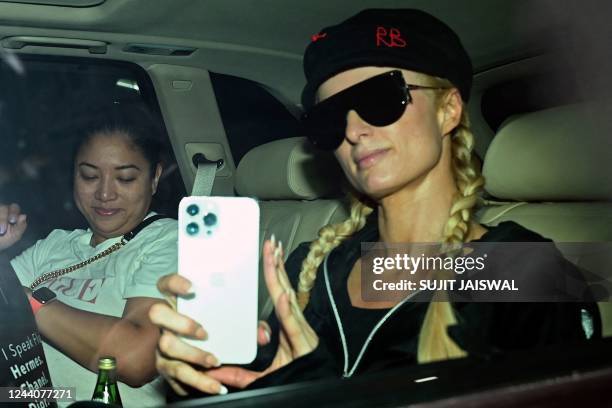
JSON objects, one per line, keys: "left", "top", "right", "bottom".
{"left": 0, "top": 55, "right": 185, "bottom": 260}
{"left": 210, "top": 72, "right": 300, "bottom": 165}
{"left": 481, "top": 71, "right": 585, "bottom": 132}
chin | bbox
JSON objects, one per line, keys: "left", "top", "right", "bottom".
{"left": 89, "top": 216, "right": 124, "bottom": 232}
{"left": 355, "top": 180, "right": 398, "bottom": 201}
{"left": 364, "top": 188, "right": 396, "bottom": 202}
{"left": 359, "top": 170, "right": 396, "bottom": 190}
{"left": 92, "top": 224, "right": 121, "bottom": 236}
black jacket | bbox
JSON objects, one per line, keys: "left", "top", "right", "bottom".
{"left": 245, "top": 220, "right": 598, "bottom": 389}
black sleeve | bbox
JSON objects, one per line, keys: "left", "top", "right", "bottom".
{"left": 245, "top": 340, "right": 339, "bottom": 389}
{"left": 515, "top": 246, "right": 602, "bottom": 344}
{"left": 450, "top": 245, "right": 600, "bottom": 356}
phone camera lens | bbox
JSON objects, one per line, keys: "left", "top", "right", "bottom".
{"left": 186, "top": 222, "right": 199, "bottom": 236}
{"left": 186, "top": 204, "right": 199, "bottom": 216}
{"left": 203, "top": 212, "right": 217, "bottom": 227}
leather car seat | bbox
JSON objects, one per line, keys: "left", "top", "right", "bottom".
{"left": 235, "top": 137, "right": 349, "bottom": 318}
{"left": 479, "top": 102, "right": 612, "bottom": 336}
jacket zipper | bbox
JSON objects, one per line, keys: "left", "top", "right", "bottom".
{"left": 323, "top": 254, "right": 421, "bottom": 378}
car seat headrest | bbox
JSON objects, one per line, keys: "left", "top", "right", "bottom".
{"left": 235, "top": 137, "right": 344, "bottom": 200}
{"left": 483, "top": 103, "right": 612, "bottom": 201}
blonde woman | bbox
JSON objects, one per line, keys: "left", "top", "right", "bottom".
{"left": 150, "top": 9, "right": 593, "bottom": 398}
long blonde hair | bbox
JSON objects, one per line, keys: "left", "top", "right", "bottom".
{"left": 296, "top": 74, "right": 485, "bottom": 364}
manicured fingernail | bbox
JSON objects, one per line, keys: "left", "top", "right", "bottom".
{"left": 206, "top": 354, "right": 219, "bottom": 367}
{"left": 279, "top": 241, "right": 283, "bottom": 257}
{"left": 182, "top": 279, "right": 193, "bottom": 292}
{"left": 195, "top": 326, "right": 206, "bottom": 339}
{"left": 0, "top": 225, "right": 6, "bottom": 235}
{"left": 270, "top": 234, "right": 276, "bottom": 247}
{"left": 219, "top": 385, "right": 228, "bottom": 395}
{"left": 8, "top": 216, "right": 16, "bottom": 224}
{"left": 264, "top": 328, "right": 271, "bottom": 343}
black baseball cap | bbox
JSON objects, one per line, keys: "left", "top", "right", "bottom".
{"left": 302, "top": 9, "right": 473, "bottom": 109}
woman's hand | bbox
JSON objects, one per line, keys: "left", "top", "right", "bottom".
{"left": 150, "top": 273, "right": 274, "bottom": 395}
{"left": 150, "top": 237, "right": 319, "bottom": 394}
{"left": 209, "top": 237, "right": 319, "bottom": 386}
{"left": 150, "top": 274, "right": 273, "bottom": 395}
{"left": 0, "top": 203, "right": 27, "bottom": 251}
{"left": 149, "top": 274, "right": 225, "bottom": 395}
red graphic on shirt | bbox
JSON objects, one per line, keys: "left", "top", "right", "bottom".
{"left": 311, "top": 32, "right": 327, "bottom": 42}
{"left": 376, "top": 26, "right": 407, "bottom": 48}
{"left": 45, "top": 277, "right": 106, "bottom": 304}
{"left": 78, "top": 279, "right": 105, "bottom": 304}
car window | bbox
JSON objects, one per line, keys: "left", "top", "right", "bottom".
{"left": 481, "top": 71, "right": 585, "bottom": 132}
{"left": 0, "top": 55, "right": 185, "bottom": 260}
{"left": 210, "top": 71, "right": 300, "bottom": 165}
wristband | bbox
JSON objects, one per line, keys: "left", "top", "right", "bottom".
{"left": 29, "top": 296, "right": 45, "bottom": 315}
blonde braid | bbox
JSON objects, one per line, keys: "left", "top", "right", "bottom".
{"left": 417, "top": 107, "right": 485, "bottom": 363}
{"left": 442, "top": 112, "right": 484, "bottom": 245}
{"left": 297, "top": 198, "right": 373, "bottom": 309}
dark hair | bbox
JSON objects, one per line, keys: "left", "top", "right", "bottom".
{"left": 73, "top": 104, "right": 163, "bottom": 176}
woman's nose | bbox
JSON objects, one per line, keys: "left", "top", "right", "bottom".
{"left": 94, "top": 178, "right": 117, "bottom": 201}
{"left": 344, "top": 110, "right": 372, "bottom": 145}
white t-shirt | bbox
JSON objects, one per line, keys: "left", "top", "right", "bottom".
{"left": 11, "top": 214, "right": 177, "bottom": 407}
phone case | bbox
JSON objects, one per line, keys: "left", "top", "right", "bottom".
{"left": 177, "top": 196, "right": 260, "bottom": 364}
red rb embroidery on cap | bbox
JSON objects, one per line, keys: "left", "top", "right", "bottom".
{"left": 376, "top": 27, "right": 407, "bottom": 48}
{"left": 311, "top": 32, "right": 328, "bottom": 42}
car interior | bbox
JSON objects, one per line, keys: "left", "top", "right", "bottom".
{"left": 1, "top": 0, "right": 612, "bottom": 406}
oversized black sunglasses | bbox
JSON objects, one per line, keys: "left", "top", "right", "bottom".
{"left": 301, "top": 70, "right": 447, "bottom": 151}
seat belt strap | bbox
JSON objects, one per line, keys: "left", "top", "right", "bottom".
{"left": 191, "top": 153, "right": 223, "bottom": 196}
{"left": 192, "top": 162, "right": 216, "bottom": 196}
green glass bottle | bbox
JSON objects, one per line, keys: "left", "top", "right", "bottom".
{"left": 91, "top": 356, "right": 123, "bottom": 407}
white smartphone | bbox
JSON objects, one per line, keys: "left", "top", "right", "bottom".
{"left": 177, "top": 196, "right": 260, "bottom": 364}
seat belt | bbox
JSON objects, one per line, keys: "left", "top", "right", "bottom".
{"left": 191, "top": 153, "right": 223, "bottom": 196}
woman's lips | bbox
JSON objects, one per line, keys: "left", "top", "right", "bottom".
{"left": 356, "top": 149, "right": 390, "bottom": 169}
{"left": 94, "top": 207, "right": 120, "bottom": 217}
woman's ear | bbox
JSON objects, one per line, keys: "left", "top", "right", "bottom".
{"left": 152, "top": 163, "right": 162, "bottom": 195}
{"left": 438, "top": 88, "right": 463, "bottom": 136}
